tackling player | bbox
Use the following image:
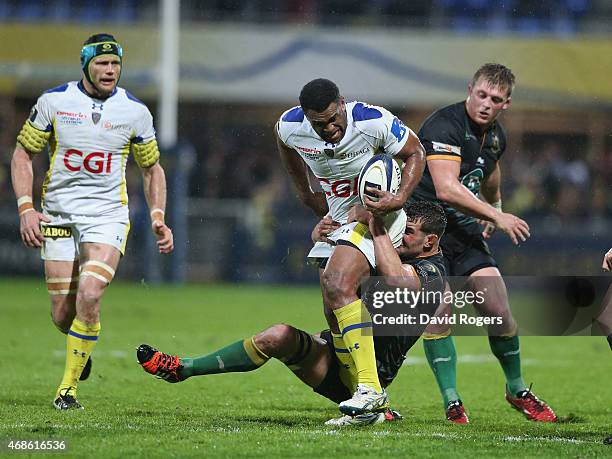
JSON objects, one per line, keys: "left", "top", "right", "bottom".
{"left": 276, "top": 78, "right": 425, "bottom": 416}
{"left": 408, "top": 63, "right": 556, "bottom": 423}
{"left": 10, "top": 33, "right": 174, "bottom": 410}
{"left": 137, "top": 202, "right": 447, "bottom": 425}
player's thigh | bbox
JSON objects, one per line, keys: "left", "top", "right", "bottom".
{"left": 322, "top": 244, "right": 370, "bottom": 303}
{"left": 77, "top": 242, "right": 122, "bottom": 298}
{"left": 467, "top": 267, "right": 517, "bottom": 335}
{"left": 466, "top": 267, "right": 511, "bottom": 316}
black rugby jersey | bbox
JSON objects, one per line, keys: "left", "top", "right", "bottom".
{"left": 411, "top": 101, "right": 506, "bottom": 235}
{"left": 370, "top": 251, "right": 447, "bottom": 386}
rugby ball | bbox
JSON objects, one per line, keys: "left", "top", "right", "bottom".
{"left": 357, "top": 154, "right": 402, "bottom": 204}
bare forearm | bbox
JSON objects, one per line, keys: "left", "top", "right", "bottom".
{"left": 438, "top": 181, "right": 499, "bottom": 222}
{"left": 11, "top": 147, "right": 35, "bottom": 200}
{"left": 142, "top": 163, "right": 167, "bottom": 215}
{"left": 370, "top": 218, "right": 419, "bottom": 290}
{"left": 397, "top": 144, "right": 425, "bottom": 203}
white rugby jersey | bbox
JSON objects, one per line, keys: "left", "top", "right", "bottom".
{"left": 27, "top": 81, "right": 156, "bottom": 219}
{"left": 277, "top": 101, "right": 412, "bottom": 223}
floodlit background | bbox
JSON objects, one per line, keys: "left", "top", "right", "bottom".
{"left": 0, "top": 0, "right": 610, "bottom": 282}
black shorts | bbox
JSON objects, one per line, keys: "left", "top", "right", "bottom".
{"left": 313, "top": 329, "right": 352, "bottom": 404}
{"left": 440, "top": 229, "right": 498, "bottom": 277}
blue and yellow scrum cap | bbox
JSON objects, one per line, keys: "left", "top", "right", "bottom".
{"left": 80, "top": 33, "right": 123, "bottom": 87}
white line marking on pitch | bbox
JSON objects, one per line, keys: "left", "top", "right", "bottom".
{"left": 504, "top": 436, "right": 588, "bottom": 444}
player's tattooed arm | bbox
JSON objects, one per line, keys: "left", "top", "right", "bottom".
{"left": 276, "top": 135, "right": 328, "bottom": 217}
{"left": 369, "top": 216, "right": 420, "bottom": 290}
{"left": 10, "top": 145, "right": 50, "bottom": 248}
{"left": 429, "top": 159, "right": 529, "bottom": 245}
{"left": 141, "top": 162, "right": 174, "bottom": 254}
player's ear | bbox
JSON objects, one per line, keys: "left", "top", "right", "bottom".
{"left": 424, "top": 234, "right": 438, "bottom": 250}
{"left": 502, "top": 96, "right": 512, "bottom": 110}
{"left": 467, "top": 84, "right": 473, "bottom": 100}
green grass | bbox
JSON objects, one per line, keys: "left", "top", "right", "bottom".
{"left": 1, "top": 279, "right": 611, "bottom": 458}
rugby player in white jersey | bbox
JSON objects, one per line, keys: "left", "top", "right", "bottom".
{"left": 276, "top": 79, "right": 425, "bottom": 415}
{"left": 10, "top": 33, "right": 174, "bottom": 410}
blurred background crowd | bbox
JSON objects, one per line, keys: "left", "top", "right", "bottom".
{"left": 0, "top": 0, "right": 609, "bottom": 281}
{"left": 2, "top": 0, "right": 610, "bottom": 36}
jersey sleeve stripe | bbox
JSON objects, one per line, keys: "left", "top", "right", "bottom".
{"left": 427, "top": 155, "right": 462, "bottom": 162}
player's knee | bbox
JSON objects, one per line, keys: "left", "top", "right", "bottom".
{"left": 77, "top": 281, "right": 105, "bottom": 305}
{"left": 254, "top": 324, "right": 297, "bottom": 358}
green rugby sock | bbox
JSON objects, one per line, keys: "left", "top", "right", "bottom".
{"left": 488, "top": 335, "right": 527, "bottom": 395}
{"left": 180, "top": 338, "right": 269, "bottom": 378}
{"left": 423, "top": 336, "right": 460, "bottom": 406}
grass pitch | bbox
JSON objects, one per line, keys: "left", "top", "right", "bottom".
{"left": 1, "top": 278, "right": 611, "bottom": 458}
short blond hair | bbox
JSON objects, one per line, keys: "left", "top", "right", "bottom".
{"left": 471, "top": 63, "right": 515, "bottom": 97}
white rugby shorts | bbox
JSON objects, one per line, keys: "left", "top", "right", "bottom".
{"left": 40, "top": 213, "right": 131, "bottom": 261}
{"left": 308, "top": 209, "right": 407, "bottom": 268}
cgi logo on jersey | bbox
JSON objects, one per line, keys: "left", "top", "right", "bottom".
{"left": 64, "top": 149, "right": 113, "bottom": 174}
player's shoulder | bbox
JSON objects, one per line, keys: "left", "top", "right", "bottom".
{"left": 421, "top": 102, "right": 465, "bottom": 130}
{"left": 115, "top": 87, "right": 150, "bottom": 110}
{"left": 410, "top": 252, "right": 446, "bottom": 281}
{"left": 350, "top": 101, "right": 398, "bottom": 136}
{"left": 279, "top": 105, "right": 305, "bottom": 123}
{"left": 38, "top": 81, "right": 77, "bottom": 102}
{"left": 350, "top": 100, "right": 396, "bottom": 124}
{"left": 277, "top": 105, "right": 307, "bottom": 144}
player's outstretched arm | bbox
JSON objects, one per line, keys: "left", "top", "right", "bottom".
{"left": 365, "top": 133, "right": 426, "bottom": 217}
{"left": 10, "top": 145, "right": 50, "bottom": 248}
{"left": 141, "top": 162, "right": 174, "bottom": 254}
{"left": 429, "top": 159, "right": 529, "bottom": 245}
{"left": 276, "top": 133, "right": 328, "bottom": 217}
{"left": 368, "top": 212, "right": 420, "bottom": 290}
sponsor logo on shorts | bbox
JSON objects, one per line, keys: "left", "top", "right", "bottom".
{"left": 42, "top": 226, "right": 72, "bottom": 239}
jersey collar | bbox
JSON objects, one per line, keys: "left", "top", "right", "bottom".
{"left": 77, "top": 80, "right": 118, "bottom": 101}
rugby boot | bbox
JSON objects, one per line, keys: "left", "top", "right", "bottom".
{"left": 53, "top": 387, "right": 84, "bottom": 411}
{"left": 446, "top": 400, "right": 469, "bottom": 424}
{"left": 338, "top": 384, "right": 388, "bottom": 416}
{"left": 137, "top": 344, "right": 184, "bottom": 383}
{"left": 506, "top": 386, "right": 557, "bottom": 422}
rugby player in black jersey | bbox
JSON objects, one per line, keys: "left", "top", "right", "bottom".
{"left": 136, "top": 201, "right": 447, "bottom": 426}
{"left": 408, "top": 63, "right": 556, "bottom": 423}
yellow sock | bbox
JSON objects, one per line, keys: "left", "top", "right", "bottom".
{"left": 56, "top": 319, "right": 100, "bottom": 398}
{"left": 332, "top": 332, "right": 358, "bottom": 392}
{"left": 333, "top": 300, "right": 381, "bottom": 392}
